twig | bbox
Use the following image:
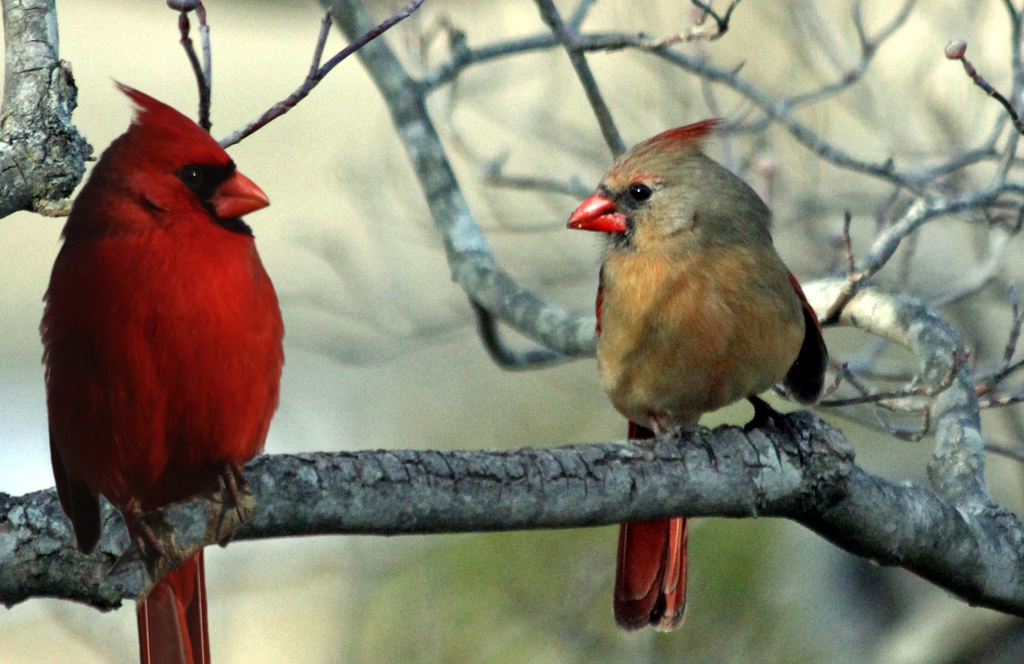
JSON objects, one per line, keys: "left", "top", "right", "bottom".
{"left": 985, "top": 441, "right": 1024, "bottom": 463}
{"left": 823, "top": 211, "right": 879, "bottom": 324}
{"left": 220, "top": 0, "right": 426, "bottom": 148}
{"left": 819, "top": 349, "right": 968, "bottom": 408}
{"left": 688, "top": 0, "right": 742, "bottom": 40}
{"left": 975, "top": 286, "right": 1024, "bottom": 396}
{"left": 842, "top": 210, "right": 855, "bottom": 274}
{"left": 196, "top": 3, "right": 211, "bottom": 89}
{"left": 309, "top": 12, "right": 332, "bottom": 79}
{"left": 170, "top": 1, "right": 212, "bottom": 131}
{"left": 1004, "top": 285, "right": 1023, "bottom": 367}
{"left": 946, "top": 40, "right": 1024, "bottom": 136}
{"left": 568, "top": 0, "right": 598, "bottom": 30}
{"left": 979, "top": 392, "right": 1024, "bottom": 409}
{"left": 482, "top": 155, "right": 592, "bottom": 199}
{"left": 534, "top": 0, "right": 625, "bottom": 156}
{"left": 470, "top": 301, "right": 568, "bottom": 370}
{"left": 890, "top": 408, "right": 931, "bottom": 442}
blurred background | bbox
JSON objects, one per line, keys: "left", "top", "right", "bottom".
{"left": 3, "top": 0, "right": 1024, "bottom": 661}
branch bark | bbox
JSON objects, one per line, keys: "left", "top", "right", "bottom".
{"left": 0, "top": 0, "right": 91, "bottom": 219}
{"left": 4, "top": 406, "right": 1024, "bottom": 616}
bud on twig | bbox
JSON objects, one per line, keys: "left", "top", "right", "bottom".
{"left": 167, "top": 0, "right": 200, "bottom": 11}
{"left": 945, "top": 40, "right": 967, "bottom": 60}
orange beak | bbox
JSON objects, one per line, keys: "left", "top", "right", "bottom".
{"left": 567, "top": 193, "right": 627, "bottom": 233}
{"left": 210, "top": 170, "right": 270, "bottom": 219}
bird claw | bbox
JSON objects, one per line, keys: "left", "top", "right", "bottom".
{"left": 745, "top": 395, "right": 785, "bottom": 431}
{"left": 698, "top": 437, "right": 719, "bottom": 471}
{"left": 128, "top": 500, "right": 169, "bottom": 562}
{"left": 215, "top": 462, "right": 255, "bottom": 546}
{"left": 746, "top": 396, "right": 813, "bottom": 466}
{"left": 105, "top": 500, "right": 183, "bottom": 584}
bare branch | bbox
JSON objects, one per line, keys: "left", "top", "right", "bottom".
{"left": 482, "top": 154, "right": 592, "bottom": 199}
{"left": 568, "top": 0, "right": 598, "bottom": 30}
{"left": 220, "top": 0, "right": 426, "bottom": 148}
{"left": 6, "top": 408, "right": 1024, "bottom": 617}
{"left": 985, "top": 440, "right": 1024, "bottom": 463}
{"left": 0, "top": 0, "right": 91, "bottom": 219}
{"left": 802, "top": 281, "right": 987, "bottom": 508}
{"left": 977, "top": 287, "right": 1024, "bottom": 396}
{"left": 819, "top": 350, "right": 968, "bottom": 408}
{"left": 174, "top": 6, "right": 211, "bottom": 131}
{"left": 470, "top": 301, "right": 568, "bottom": 370}
{"left": 689, "top": 0, "right": 742, "bottom": 39}
{"left": 326, "top": 0, "right": 597, "bottom": 359}
{"left": 533, "top": 0, "right": 625, "bottom": 156}
{"left": 946, "top": 40, "right": 1024, "bottom": 136}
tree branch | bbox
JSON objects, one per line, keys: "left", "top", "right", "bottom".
{"left": 326, "top": 0, "right": 597, "bottom": 361}
{"left": 5, "top": 280, "right": 1023, "bottom": 617}
{"left": 0, "top": 0, "right": 91, "bottom": 219}
{"left": 533, "top": 0, "right": 625, "bottom": 156}
{"left": 5, "top": 408, "right": 1024, "bottom": 617}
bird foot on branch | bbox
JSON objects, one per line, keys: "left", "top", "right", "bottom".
{"left": 106, "top": 474, "right": 259, "bottom": 601}
{"left": 745, "top": 396, "right": 814, "bottom": 466}
{"left": 216, "top": 461, "right": 251, "bottom": 545}
{"left": 108, "top": 500, "right": 186, "bottom": 584}
{"left": 745, "top": 395, "right": 785, "bottom": 431}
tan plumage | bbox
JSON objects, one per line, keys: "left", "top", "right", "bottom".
{"left": 569, "top": 120, "right": 827, "bottom": 630}
{"left": 599, "top": 242, "right": 804, "bottom": 428}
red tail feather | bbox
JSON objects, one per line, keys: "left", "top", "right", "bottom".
{"left": 614, "top": 422, "right": 689, "bottom": 630}
{"left": 138, "top": 551, "right": 210, "bottom": 664}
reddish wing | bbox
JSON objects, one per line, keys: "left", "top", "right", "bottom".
{"left": 783, "top": 273, "right": 828, "bottom": 403}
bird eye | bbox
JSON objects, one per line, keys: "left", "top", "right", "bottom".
{"left": 179, "top": 166, "right": 204, "bottom": 188}
{"left": 628, "top": 183, "right": 652, "bottom": 202}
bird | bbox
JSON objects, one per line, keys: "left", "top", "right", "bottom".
{"left": 567, "top": 120, "right": 828, "bottom": 630}
{"left": 41, "top": 84, "right": 284, "bottom": 663}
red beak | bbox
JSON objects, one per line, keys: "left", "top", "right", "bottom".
{"left": 568, "top": 193, "right": 627, "bottom": 233}
{"left": 210, "top": 170, "right": 270, "bottom": 219}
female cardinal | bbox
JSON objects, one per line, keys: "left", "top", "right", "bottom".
{"left": 41, "top": 84, "right": 284, "bottom": 663}
{"left": 568, "top": 120, "right": 827, "bottom": 630}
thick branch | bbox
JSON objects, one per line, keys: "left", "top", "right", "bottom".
{"left": 803, "top": 279, "right": 987, "bottom": 508}
{"left": 0, "top": 0, "right": 91, "bottom": 219}
{"left": 4, "top": 411, "right": 1024, "bottom": 616}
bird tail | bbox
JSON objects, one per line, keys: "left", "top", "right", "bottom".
{"left": 137, "top": 550, "right": 210, "bottom": 664}
{"left": 613, "top": 422, "right": 688, "bottom": 630}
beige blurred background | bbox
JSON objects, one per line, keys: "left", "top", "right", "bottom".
{"left": 3, "top": 0, "right": 1024, "bottom": 662}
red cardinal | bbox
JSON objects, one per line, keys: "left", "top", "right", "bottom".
{"left": 568, "top": 120, "right": 827, "bottom": 630}
{"left": 41, "top": 84, "right": 284, "bottom": 663}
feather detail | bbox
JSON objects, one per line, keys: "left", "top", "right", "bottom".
{"left": 644, "top": 119, "right": 721, "bottom": 150}
{"left": 570, "top": 120, "right": 828, "bottom": 634}
{"left": 614, "top": 422, "right": 688, "bottom": 630}
{"left": 784, "top": 273, "right": 829, "bottom": 403}
{"left": 42, "top": 86, "right": 282, "bottom": 663}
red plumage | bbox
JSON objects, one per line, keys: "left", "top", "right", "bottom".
{"left": 42, "top": 85, "right": 283, "bottom": 663}
{"left": 644, "top": 119, "right": 720, "bottom": 149}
